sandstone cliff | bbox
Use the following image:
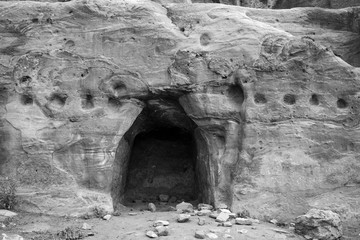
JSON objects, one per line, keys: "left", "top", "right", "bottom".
{"left": 0, "top": 0, "right": 359, "bottom": 238}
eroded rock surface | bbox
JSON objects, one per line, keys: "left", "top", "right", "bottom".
{"left": 295, "top": 209, "right": 342, "bottom": 240}
{"left": 0, "top": 0, "right": 359, "bottom": 238}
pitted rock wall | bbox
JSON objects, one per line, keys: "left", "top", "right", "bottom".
{"left": 0, "top": 0, "right": 359, "bottom": 238}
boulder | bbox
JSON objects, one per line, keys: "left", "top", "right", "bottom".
{"left": 295, "top": 209, "right": 342, "bottom": 240}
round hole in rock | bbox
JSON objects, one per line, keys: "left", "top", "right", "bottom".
{"left": 254, "top": 93, "right": 267, "bottom": 104}
{"left": 310, "top": 94, "right": 319, "bottom": 105}
{"left": 49, "top": 92, "right": 67, "bottom": 107}
{"left": 283, "top": 94, "right": 296, "bottom": 105}
{"left": 81, "top": 92, "right": 94, "bottom": 109}
{"left": 337, "top": 98, "right": 348, "bottom": 108}
{"left": 19, "top": 76, "right": 32, "bottom": 84}
{"left": 20, "top": 94, "right": 33, "bottom": 105}
{"left": 123, "top": 126, "right": 197, "bottom": 204}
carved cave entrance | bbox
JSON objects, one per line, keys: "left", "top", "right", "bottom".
{"left": 111, "top": 99, "right": 214, "bottom": 209}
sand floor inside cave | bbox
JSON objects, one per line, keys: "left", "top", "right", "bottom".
{"left": 0, "top": 206, "right": 305, "bottom": 240}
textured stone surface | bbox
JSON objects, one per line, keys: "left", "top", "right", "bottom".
{"left": 295, "top": 209, "right": 342, "bottom": 240}
{"left": 0, "top": 0, "right": 359, "bottom": 238}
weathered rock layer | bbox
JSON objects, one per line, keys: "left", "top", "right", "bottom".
{"left": 0, "top": 0, "right": 359, "bottom": 238}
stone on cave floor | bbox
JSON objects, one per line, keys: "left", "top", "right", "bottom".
{"left": 206, "top": 232, "right": 219, "bottom": 239}
{"left": 102, "top": 214, "right": 111, "bottom": 220}
{"left": 235, "top": 218, "right": 253, "bottom": 225}
{"left": 177, "top": 214, "right": 191, "bottom": 223}
{"left": 81, "top": 223, "right": 92, "bottom": 230}
{"left": 217, "top": 203, "right": 228, "bottom": 210}
{"left": 148, "top": 203, "right": 156, "bottom": 212}
{"left": 224, "top": 234, "right": 234, "bottom": 239}
{"left": 295, "top": 209, "right": 342, "bottom": 240}
{"left": 237, "top": 229, "right": 248, "bottom": 234}
{"left": 209, "top": 212, "right": 219, "bottom": 219}
{"left": 196, "top": 209, "right": 212, "bottom": 216}
{"left": 195, "top": 230, "right": 206, "bottom": 239}
{"left": 158, "top": 194, "right": 169, "bottom": 202}
{"left": 197, "top": 217, "right": 206, "bottom": 226}
{"left": 153, "top": 220, "right": 169, "bottom": 227}
{"left": 176, "top": 202, "right": 194, "bottom": 213}
{"left": 1, "top": 233, "right": 24, "bottom": 240}
{"left": 0, "top": 210, "right": 17, "bottom": 217}
{"left": 269, "top": 219, "right": 278, "bottom": 225}
{"left": 216, "top": 212, "right": 230, "bottom": 222}
{"left": 219, "top": 209, "right": 231, "bottom": 214}
{"left": 222, "top": 221, "right": 233, "bottom": 227}
{"left": 198, "top": 203, "right": 213, "bottom": 211}
{"left": 128, "top": 212, "right": 137, "bottom": 216}
{"left": 155, "top": 226, "right": 169, "bottom": 236}
{"left": 146, "top": 230, "right": 158, "bottom": 238}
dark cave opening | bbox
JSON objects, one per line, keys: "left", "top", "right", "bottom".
{"left": 111, "top": 99, "right": 214, "bottom": 210}
{"left": 123, "top": 126, "right": 197, "bottom": 204}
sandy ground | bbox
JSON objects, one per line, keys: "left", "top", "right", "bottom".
{"left": 0, "top": 206, "right": 304, "bottom": 240}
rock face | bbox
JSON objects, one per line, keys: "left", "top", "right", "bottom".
{"left": 295, "top": 209, "right": 342, "bottom": 240}
{"left": 0, "top": 0, "right": 359, "bottom": 238}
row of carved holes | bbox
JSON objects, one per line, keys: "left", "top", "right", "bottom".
{"left": 20, "top": 92, "right": 122, "bottom": 110}
{"left": 254, "top": 93, "right": 348, "bottom": 108}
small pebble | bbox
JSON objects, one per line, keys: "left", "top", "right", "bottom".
{"left": 197, "top": 209, "right": 212, "bottom": 216}
{"left": 223, "top": 221, "right": 232, "bottom": 227}
{"left": 237, "top": 229, "right": 248, "bottom": 234}
{"left": 198, "top": 217, "right": 206, "bottom": 226}
{"left": 216, "top": 212, "right": 230, "bottom": 222}
{"left": 217, "top": 203, "right": 228, "bottom": 209}
{"left": 224, "top": 234, "right": 233, "bottom": 239}
{"left": 146, "top": 230, "right": 158, "bottom": 238}
{"left": 128, "top": 212, "right": 137, "bottom": 216}
{"left": 235, "top": 218, "right": 253, "bottom": 225}
{"left": 206, "top": 232, "right": 219, "bottom": 239}
{"left": 177, "top": 214, "right": 191, "bottom": 223}
{"left": 195, "top": 230, "right": 206, "bottom": 239}
{"left": 269, "top": 219, "right": 278, "bottom": 225}
{"left": 153, "top": 220, "right": 169, "bottom": 227}
{"left": 155, "top": 226, "right": 169, "bottom": 236}
{"left": 209, "top": 212, "right": 219, "bottom": 219}
{"left": 103, "top": 214, "right": 111, "bottom": 220}
{"left": 148, "top": 203, "right": 156, "bottom": 212}
{"left": 81, "top": 223, "right": 92, "bottom": 230}
{"left": 198, "top": 203, "right": 213, "bottom": 211}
